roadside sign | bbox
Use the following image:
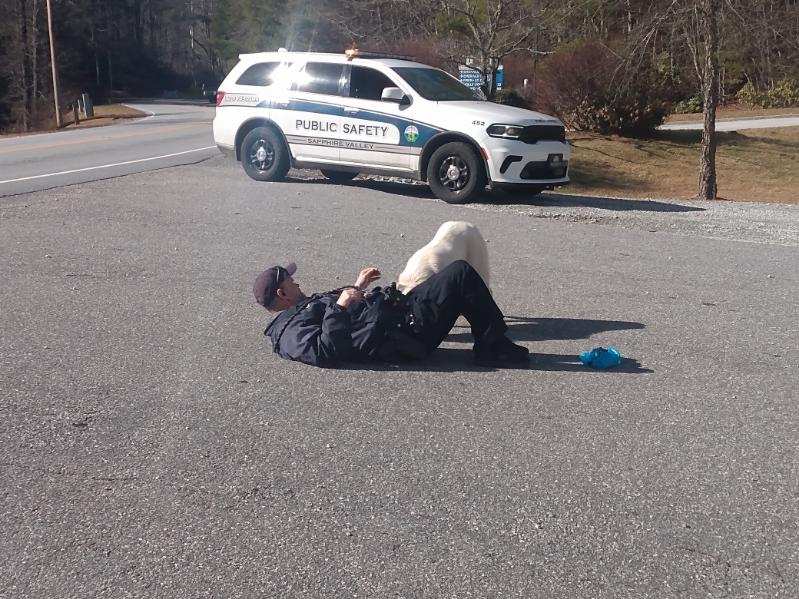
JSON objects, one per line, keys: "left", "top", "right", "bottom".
{"left": 458, "top": 65, "right": 483, "bottom": 91}
{"left": 459, "top": 63, "right": 503, "bottom": 91}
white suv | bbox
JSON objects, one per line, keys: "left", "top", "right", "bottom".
{"left": 212, "top": 50, "right": 570, "bottom": 204}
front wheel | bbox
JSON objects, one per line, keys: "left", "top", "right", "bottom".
{"left": 426, "top": 142, "right": 486, "bottom": 204}
{"left": 241, "top": 126, "right": 290, "bottom": 182}
{"left": 320, "top": 169, "right": 358, "bottom": 183}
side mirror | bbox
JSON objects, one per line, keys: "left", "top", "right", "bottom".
{"left": 381, "top": 87, "right": 410, "bottom": 105}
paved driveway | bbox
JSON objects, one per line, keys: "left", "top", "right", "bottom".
{"left": 660, "top": 115, "right": 799, "bottom": 131}
{"left": 1, "top": 156, "right": 797, "bottom": 597}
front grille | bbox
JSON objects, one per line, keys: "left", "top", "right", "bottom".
{"left": 520, "top": 160, "right": 569, "bottom": 180}
{"left": 518, "top": 125, "right": 566, "bottom": 144}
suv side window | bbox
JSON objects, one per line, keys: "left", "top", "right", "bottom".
{"left": 296, "top": 62, "right": 344, "bottom": 96}
{"left": 349, "top": 66, "right": 396, "bottom": 101}
{"left": 236, "top": 62, "right": 283, "bottom": 86}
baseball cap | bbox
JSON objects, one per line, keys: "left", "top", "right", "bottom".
{"left": 253, "top": 262, "right": 297, "bottom": 307}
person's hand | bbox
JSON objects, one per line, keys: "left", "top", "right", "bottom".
{"left": 336, "top": 287, "right": 364, "bottom": 309}
{"left": 355, "top": 267, "right": 381, "bottom": 290}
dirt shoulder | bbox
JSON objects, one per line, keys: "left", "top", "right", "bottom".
{"left": 565, "top": 126, "right": 799, "bottom": 204}
{"left": 0, "top": 104, "right": 148, "bottom": 137}
{"left": 62, "top": 104, "right": 149, "bottom": 129}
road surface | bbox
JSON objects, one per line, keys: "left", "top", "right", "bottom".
{"left": 1, "top": 153, "right": 797, "bottom": 597}
{"left": 0, "top": 103, "right": 216, "bottom": 197}
{"left": 661, "top": 114, "right": 799, "bottom": 131}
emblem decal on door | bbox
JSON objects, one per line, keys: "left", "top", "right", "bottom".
{"left": 404, "top": 125, "right": 419, "bottom": 143}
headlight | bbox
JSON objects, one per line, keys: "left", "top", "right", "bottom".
{"left": 487, "top": 124, "right": 525, "bottom": 139}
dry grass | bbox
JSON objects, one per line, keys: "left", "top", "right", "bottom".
{"left": 666, "top": 106, "right": 799, "bottom": 124}
{"left": 566, "top": 127, "right": 799, "bottom": 204}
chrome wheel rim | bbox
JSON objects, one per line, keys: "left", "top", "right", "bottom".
{"left": 249, "top": 139, "right": 275, "bottom": 172}
{"left": 438, "top": 156, "right": 469, "bottom": 191}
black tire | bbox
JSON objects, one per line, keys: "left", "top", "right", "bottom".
{"left": 426, "top": 142, "right": 486, "bottom": 204}
{"left": 241, "top": 126, "right": 290, "bottom": 182}
{"left": 320, "top": 169, "right": 358, "bottom": 183}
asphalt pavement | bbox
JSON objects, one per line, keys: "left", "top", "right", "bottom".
{"left": 1, "top": 141, "right": 798, "bottom": 597}
{"left": 660, "top": 114, "right": 799, "bottom": 131}
{"left": 0, "top": 103, "right": 216, "bottom": 197}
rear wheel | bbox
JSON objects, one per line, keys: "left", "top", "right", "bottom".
{"left": 427, "top": 142, "right": 486, "bottom": 204}
{"left": 241, "top": 126, "right": 290, "bottom": 182}
{"left": 320, "top": 169, "right": 358, "bottom": 183}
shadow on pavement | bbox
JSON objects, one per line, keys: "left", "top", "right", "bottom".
{"left": 446, "top": 316, "right": 645, "bottom": 343}
{"left": 341, "top": 348, "right": 652, "bottom": 374}
{"left": 286, "top": 176, "right": 440, "bottom": 201}
{"left": 340, "top": 315, "right": 650, "bottom": 373}
{"left": 490, "top": 190, "right": 705, "bottom": 213}
{"left": 526, "top": 352, "right": 652, "bottom": 373}
{"left": 288, "top": 176, "right": 703, "bottom": 213}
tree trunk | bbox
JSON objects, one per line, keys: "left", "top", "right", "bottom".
{"left": 488, "top": 66, "right": 497, "bottom": 98}
{"left": 625, "top": 0, "right": 633, "bottom": 34}
{"left": 30, "top": 0, "right": 39, "bottom": 123}
{"left": 18, "top": 0, "right": 32, "bottom": 131}
{"left": 106, "top": 3, "right": 114, "bottom": 90}
{"left": 698, "top": 0, "right": 720, "bottom": 201}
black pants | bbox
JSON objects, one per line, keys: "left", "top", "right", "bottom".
{"left": 405, "top": 260, "right": 508, "bottom": 352}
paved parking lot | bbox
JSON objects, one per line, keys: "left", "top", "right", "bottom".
{"left": 1, "top": 153, "right": 797, "bottom": 597}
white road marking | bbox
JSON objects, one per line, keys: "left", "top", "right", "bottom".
{"left": 0, "top": 146, "right": 217, "bottom": 184}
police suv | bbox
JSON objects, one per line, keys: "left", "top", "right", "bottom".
{"left": 213, "top": 49, "right": 570, "bottom": 204}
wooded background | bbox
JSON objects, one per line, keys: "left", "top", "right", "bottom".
{"left": 1, "top": 0, "right": 797, "bottom": 135}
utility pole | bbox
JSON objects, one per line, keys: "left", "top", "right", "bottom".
{"left": 45, "top": 0, "right": 62, "bottom": 128}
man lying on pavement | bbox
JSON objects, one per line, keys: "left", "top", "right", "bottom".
{"left": 254, "top": 260, "right": 528, "bottom": 368}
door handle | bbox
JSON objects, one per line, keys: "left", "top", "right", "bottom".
{"left": 343, "top": 107, "right": 359, "bottom": 115}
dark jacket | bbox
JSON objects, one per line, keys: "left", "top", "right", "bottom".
{"left": 265, "top": 292, "right": 392, "bottom": 366}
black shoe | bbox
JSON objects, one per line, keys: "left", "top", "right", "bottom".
{"left": 474, "top": 336, "right": 529, "bottom": 366}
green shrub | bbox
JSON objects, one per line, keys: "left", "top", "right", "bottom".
{"left": 766, "top": 79, "right": 799, "bottom": 107}
{"left": 737, "top": 79, "right": 799, "bottom": 108}
{"left": 673, "top": 95, "right": 703, "bottom": 114}
{"left": 736, "top": 81, "right": 761, "bottom": 107}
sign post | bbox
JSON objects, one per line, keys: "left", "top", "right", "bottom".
{"left": 45, "top": 0, "right": 62, "bottom": 128}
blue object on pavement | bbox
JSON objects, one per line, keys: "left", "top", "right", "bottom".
{"left": 579, "top": 346, "right": 622, "bottom": 369}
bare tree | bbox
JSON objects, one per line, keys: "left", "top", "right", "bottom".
{"left": 697, "top": 0, "right": 720, "bottom": 200}
{"left": 437, "top": 0, "right": 555, "bottom": 97}
{"left": 628, "top": 0, "right": 722, "bottom": 200}
{"left": 335, "top": 0, "right": 553, "bottom": 97}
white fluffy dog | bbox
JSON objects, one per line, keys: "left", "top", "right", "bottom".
{"left": 397, "top": 221, "right": 490, "bottom": 293}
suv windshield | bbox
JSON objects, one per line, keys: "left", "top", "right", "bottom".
{"left": 392, "top": 67, "right": 483, "bottom": 101}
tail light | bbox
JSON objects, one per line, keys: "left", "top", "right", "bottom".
{"left": 215, "top": 91, "right": 225, "bottom": 106}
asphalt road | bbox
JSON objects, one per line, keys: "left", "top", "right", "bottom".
{"left": 661, "top": 114, "right": 799, "bottom": 131}
{"left": 0, "top": 103, "right": 216, "bottom": 197}
{"left": 1, "top": 138, "right": 798, "bottom": 596}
